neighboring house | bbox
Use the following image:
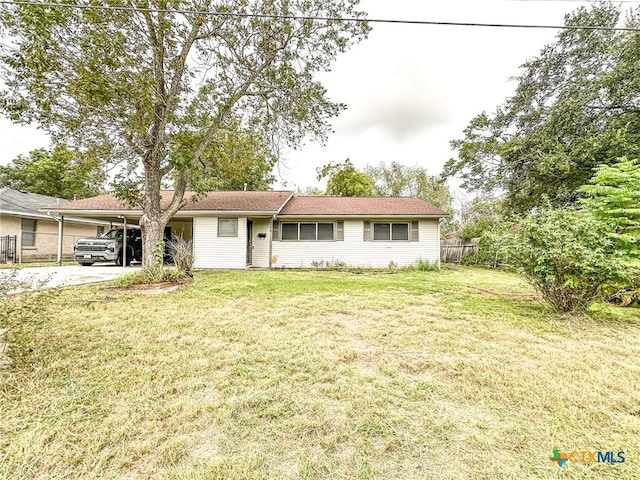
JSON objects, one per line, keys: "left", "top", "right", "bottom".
{"left": 0, "top": 187, "right": 109, "bottom": 262}
{"left": 44, "top": 190, "right": 449, "bottom": 269}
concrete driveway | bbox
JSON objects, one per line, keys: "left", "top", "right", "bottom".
{"left": 1, "top": 264, "right": 140, "bottom": 292}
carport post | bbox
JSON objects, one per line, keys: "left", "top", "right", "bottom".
{"left": 56, "top": 216, "right": 64, "bottom": 265}
{"left": 17, "top": 229, "right": 22, "bottom": 264}
{"left": 123, "top": 217, "right": 128, "bottom": 267}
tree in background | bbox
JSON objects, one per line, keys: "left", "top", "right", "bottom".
{"left": 185, "top": 125, "right": 276, "bottom": 192}
{"left": 0, "top": 1, "right": 368, "bottom": 267}
{"left": 455, "top": 194, "right": 506, "bottom": 241}
{"left": 580, "top": 157, "right": 640, "bottom": 261}
{"left": 316, "top": 159, "right": 375, "bottom": 196}
{"left": 444, "top": 4, "right": 640, "bottom": 214}
{"left": 315, "top": 159, "right": 457, "bottom": 232}
{"left": 365, "top": 161, "right": 455, "bottom": 233}
{"left": 296, "top": 185, "right": 325, "bottom": 196}
{"left": 365, "top": 161, "right": 453, "bottom": 211}
{"left": 0, "top": 144, "right": 105, "bottom": 199}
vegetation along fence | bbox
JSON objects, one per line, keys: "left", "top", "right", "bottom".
{"left": 440, "top": 238, "right": 478, "bottom": 264}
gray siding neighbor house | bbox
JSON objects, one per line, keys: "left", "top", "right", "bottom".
{"left": 0, "top": 187, "right": 108, "bottom": 263}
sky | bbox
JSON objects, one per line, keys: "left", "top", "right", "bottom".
{"left": 1, "top": 0, "right": 638, "bottom": 192}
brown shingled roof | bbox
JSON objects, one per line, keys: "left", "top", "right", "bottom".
{"left": 279, "top": 196, "right": 448, "bottom": 216}
{"left": 45, "top": 191, "right": 449, "bottom": 217}
{"left": 45, "top": 191, "right": 294, "bottom": 213}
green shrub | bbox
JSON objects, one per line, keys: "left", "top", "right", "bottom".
{"left": 113, "top": 266, "right": 187, "bottom": 288}
{"left": 114, "top": 241, "right": 190, "bottom": 287}
{"left": 458, "top": 225, "right": 512, "bottom": 267}
{"left": 415, "top": 258, "right": 440, "bottom": 271}
{"left": 504, "top": 208, "right": 637, "bottom": 313}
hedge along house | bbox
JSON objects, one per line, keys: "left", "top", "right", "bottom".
{"left": 44, "top": 191, "right": 448, "bottom": 269}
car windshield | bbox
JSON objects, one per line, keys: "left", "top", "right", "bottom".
{"left": 100, "top": 229, "right": 138, "bottom": 239}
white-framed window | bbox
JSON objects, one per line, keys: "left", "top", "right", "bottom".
{"left": 364, "top": 221, "right": 419, "bottom": 242}
{"left": 218, "top": 218, "right": 238, "bottom": 237}
{"left": 280, "top": 222, "right": 337, "bottom": 241}
{"left": 373, "top": 222, "right": 409, "bottom": 241}
{"left": 21, "top": 218, "right": 37, "bottom": 247}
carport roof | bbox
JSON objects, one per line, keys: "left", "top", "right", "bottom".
{"left": 44, "top": 190, "right": 295, "bottom": 215}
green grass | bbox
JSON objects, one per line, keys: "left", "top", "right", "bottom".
{"left": 1, "top": 267, "right": 639, "bottom": 479}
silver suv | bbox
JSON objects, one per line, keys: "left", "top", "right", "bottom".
{"left": 73, "top": 228, "right": 142, "bottom": 266}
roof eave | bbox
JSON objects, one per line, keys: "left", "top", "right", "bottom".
{"left": 276, "top": 213, "right": 449, "bottom": 219}
{"left": 1, "top": 209, "right": 56, "bottom": 219}
{"left": 43, "top": 208, "right": 281, "bottom": 217}
{"left": 2, "top": 209, "right": 111, "bottom": 224}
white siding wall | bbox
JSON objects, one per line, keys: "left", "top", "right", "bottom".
{"left": 272, "top": 219, "right": 440, "bottom": 268}
{"left": 251, "top": 219, "right": 271, "bottom": 268}
{"left": 193, "top": 216, "right": 247, "bottom": 269}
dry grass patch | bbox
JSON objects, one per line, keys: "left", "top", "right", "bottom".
{"left": 1, "top": 267, "right": 639, "bottom": 479}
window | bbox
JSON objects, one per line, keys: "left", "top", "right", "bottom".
{"left": 318, "top": 223, "right": 335, "bottom": 241}
{"left": 300, "top": 223, "right": 317, "bottom": 240}
{"left": 218, "top": 218, "right": 238, "bottom": 237}
{"left": 281, "top": 222, "right": 298, "bottom": 241}
{"left": 96, "top": 226, "right": 105, "bottom": 236}
{"left": 21, "top": 218, "right": 37, "bottom": 247}
{"left": 280, "top": 222, "right": 336, "bottom": 241}
{"left": 373, "top": 222, "right": 409, "bottom": 241}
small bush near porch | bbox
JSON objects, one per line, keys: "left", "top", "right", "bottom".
{"left": 1, "top": 267, "right": 639, "bottom": 479}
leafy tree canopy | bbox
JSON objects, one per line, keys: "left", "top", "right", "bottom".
{"left": 444, "top": 3, "right": 640, "bottom": 214}
{"left": 0, "top": 0, "right": 369, "bottom": 267}
{"left": 0, "top": 144, "right": 105, "bottom": 199}
{"left": 316, "top": 159, "right": 375, "bottom": 196}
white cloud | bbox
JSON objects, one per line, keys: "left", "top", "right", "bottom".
{"left": 0, "top": 118, "right": 49, "bottom": 165}
{"left": 2, "top": 0, "right": 634, "bottom": 192}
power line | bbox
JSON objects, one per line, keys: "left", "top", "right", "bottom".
{"left": 0, "top": 0, "right": 639, "bottom": 32}
{"left": 510, "top": 0, "right": 640, "bottom": 3}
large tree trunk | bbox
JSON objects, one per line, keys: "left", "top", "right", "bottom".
{"left": 139, "top": 164, "right": 165, "bottom": 269}
{"left": 139, "top": 213, "right": 166, "bottom": 269}
{"left": 139, "top": 158, "right": 188, "bottom": 269}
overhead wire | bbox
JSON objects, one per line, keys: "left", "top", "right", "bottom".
{"left": 0, "top": 0, "right": 639, "bottom": 32}
{"left": 509, "top": 0, "right": 640, "bottom": 3}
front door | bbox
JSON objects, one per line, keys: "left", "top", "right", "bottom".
{"left": 246, "top": 219, "right": 253, "bottom": 265}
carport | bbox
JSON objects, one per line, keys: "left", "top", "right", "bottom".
{"left": 42, "top": 194, "right": 194, "bottom": 266}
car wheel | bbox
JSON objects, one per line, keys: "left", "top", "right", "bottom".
{"left": 117, "top": 248, "right": 134, "bottom": 266}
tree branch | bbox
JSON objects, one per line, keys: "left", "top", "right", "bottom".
{"left": 161, "top": 169, "right": 188, "bottom": 224}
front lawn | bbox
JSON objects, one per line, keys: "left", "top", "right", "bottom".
{"left": 1, "top": 267, "right": 639, "bottom": 479}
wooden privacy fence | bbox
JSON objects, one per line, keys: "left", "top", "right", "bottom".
{"left": 440, "top": 238, "right": 478, "bottom": 264}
